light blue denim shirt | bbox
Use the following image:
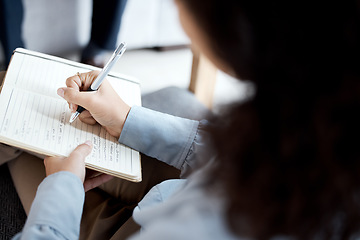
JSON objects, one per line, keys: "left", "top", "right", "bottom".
{"left": 13, "top": 106, "right": 240, "bottom": 240}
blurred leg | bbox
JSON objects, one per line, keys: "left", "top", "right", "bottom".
{"left": 7, "top": 152, "right": 45, "bottom": 215}
{"left": 99, "top": 154, "right": 180, "bottom": 204}
{"left": 90, "top": 0, "right": 127, "bottom": 50}
{"left": 81, "top": 155, "right": 179, "bottom": 240}
{"left": 81, "top": 0, "right": 128, "bottom": 66}
{"left": 0, "top": 0, "right": 24, "bottom": 66}
{"left": 0, "top": 144, "right": 22, "bottom": 166}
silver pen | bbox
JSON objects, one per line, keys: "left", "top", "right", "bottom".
{"left": 69, "top": 42, "right": 127, "bottom": 123}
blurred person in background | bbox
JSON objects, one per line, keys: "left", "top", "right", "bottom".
{"left": 0, "top": 0, "right": 127, "bottom": 68}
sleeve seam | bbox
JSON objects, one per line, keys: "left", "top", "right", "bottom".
{"left": 179, "top": 120, "right": 200, "bottom": 173}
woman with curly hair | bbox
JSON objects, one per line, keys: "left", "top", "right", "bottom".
{"left": 10, "top": 0, "right": 360, "bottom": 239}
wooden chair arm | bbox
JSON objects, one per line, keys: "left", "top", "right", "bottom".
{"left": 188, "top": 50, "right": 217, "bottom": 109}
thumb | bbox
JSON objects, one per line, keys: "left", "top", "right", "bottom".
{"left": 65, "top": 141, "right": 93, "bottom": 183}
{"left": 57, "top": 87, "right": 96, "bottom": 110}
{"left": 68, "top": 140, "right": 93, "bottom": 161}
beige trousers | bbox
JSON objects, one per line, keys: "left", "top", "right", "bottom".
{"left": 1, "top": 144, "right": 179, "bottom": 239}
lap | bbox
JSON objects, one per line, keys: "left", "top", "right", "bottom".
{"left": 81, "top": 154, "right": 179, "bottom": 240}
{"left": 99, "top": 154, "right": 179, "bottom": 204}
{"left": 1, "top": 69, "right": 208, "bottom": 238}
{"left": 7, "top": 151, "right": 45, "bottom": 215}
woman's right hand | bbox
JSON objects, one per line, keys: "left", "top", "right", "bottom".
{"left": 57, "top": 71, "right": 131, "bottom": 139}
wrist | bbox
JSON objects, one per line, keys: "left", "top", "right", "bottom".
{"left": 107, "top": 104, "right": 131, "bottom": 139}
{"left": 118, "top": 104, "right": 131, "bottom": 137}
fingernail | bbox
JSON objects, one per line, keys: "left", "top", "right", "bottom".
{"left": 70, "top": 103, "right": 75, "bottom": 112}
{"left": 84, "top": 140, "right": 93, "bottom": 147}
{"left": 57, "top": 88, "right": 64, "bottom": 98}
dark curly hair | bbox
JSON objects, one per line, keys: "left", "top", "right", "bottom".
{"left": 179, "top": 0, "right": 360, "bottom": 239}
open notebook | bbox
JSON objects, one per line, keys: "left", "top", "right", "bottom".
{"left": 0, "top": 48, "right": 142, "bottom": 182}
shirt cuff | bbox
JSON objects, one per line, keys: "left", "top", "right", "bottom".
{"left": 119, "top": 106, "right": 199, "bottom": 170}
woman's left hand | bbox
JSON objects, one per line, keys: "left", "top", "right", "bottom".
{"left": 44, "top": 141, "right": 113, "bottom": 191}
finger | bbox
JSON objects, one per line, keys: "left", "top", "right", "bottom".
{"left": 58, "top": 87, "right": 97, "bottom": 110}
{"left": 70, "top": 103, "right": 77, "bottom": 113}
{"left": 44, "top": 156, "right": 50, "bottom": 166}
{"left": 58, "top": 88, "right": 78, "bottom": 112}
{"left": 67, "top": 102, "right": 77, "bottom": 113}
{"left": 68, "top": 141, "right": 93, "bottom": 161}
{"left": 66, "top": 71, "right": 100, "bottom": 91}
{"left": 65, "top": 74, "right": 82, "bottom": 91}
{"left": 85, "top": 169, "right": 101, "bottom": 178}
{"left": 83, "top": 70, "right": 101, "bottom": 90}
{"left": 80, "top": 116, "right": 97, "bottom": 125}
{"left": 84, "top": 174, "right": 114, "bottom": 192}
{"left": 79, "top": 111, "right": 97, "bottom": 125}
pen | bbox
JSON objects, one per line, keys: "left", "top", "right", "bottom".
{"left": 69, "top": 42, "right": 127, "bottom": 123}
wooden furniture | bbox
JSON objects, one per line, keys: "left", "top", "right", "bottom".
{"left": 189, "top": 50, "right": 217, "bottom": 109}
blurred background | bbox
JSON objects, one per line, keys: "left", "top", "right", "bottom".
{"left": 0, "top": 0, "right": 248, "bottom": 113}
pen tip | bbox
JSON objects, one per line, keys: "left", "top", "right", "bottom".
{"left": 69, "top": 112, "right": 80, "bottom": 123}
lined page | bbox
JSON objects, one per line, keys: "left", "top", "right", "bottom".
{"left": 0, "top": 50, "right": 141, "bottom": 178}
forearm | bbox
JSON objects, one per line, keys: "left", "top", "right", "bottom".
{"left": 13, "top": 172, "right": 84, "bottom": 240}
{"left": 119, "top": 106, "right": 210, "bottom": 176}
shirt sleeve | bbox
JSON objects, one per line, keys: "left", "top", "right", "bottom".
{"left": 119, "top": 106, "right": 210, "bottom": 176}
{"left": 12, "top": 171, "right": 85, "bottom": 240}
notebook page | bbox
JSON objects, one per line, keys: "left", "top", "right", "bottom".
{"left": 0, "top": 50, "right": 141, "bottom": 178}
